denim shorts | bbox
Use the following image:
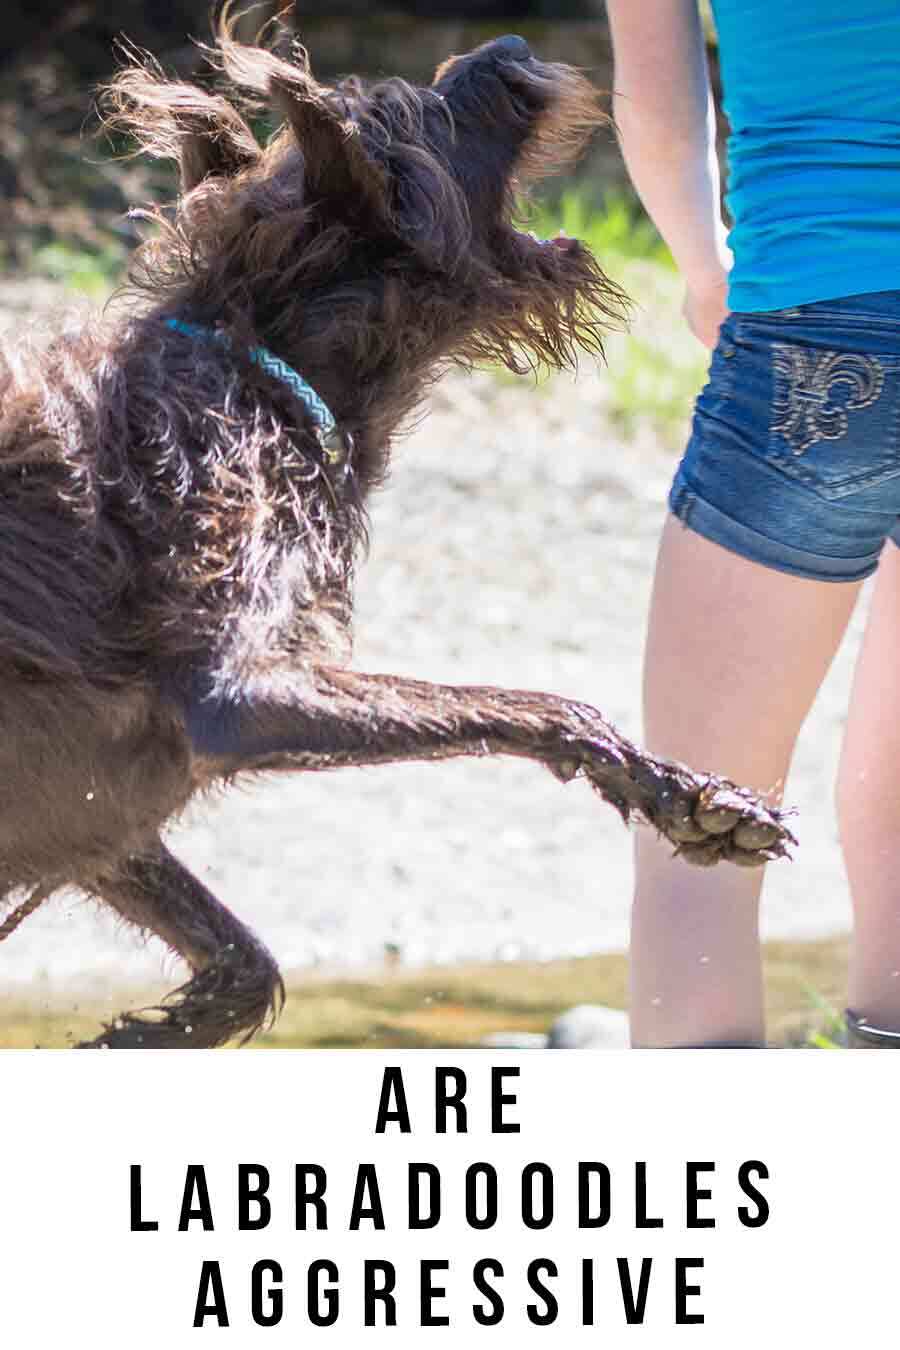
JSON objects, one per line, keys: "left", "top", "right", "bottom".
{"left": 670, "top": 289, "right": 900, "bottom": 581}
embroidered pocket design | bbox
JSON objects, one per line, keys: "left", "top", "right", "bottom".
{"left": 771, "top": 346, "right": 885, "bottom": 454}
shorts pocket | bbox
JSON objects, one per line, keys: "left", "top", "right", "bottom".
{"left": 765, "top": 343, "right": 900, "bottom": 499}
{"left": 693, "top": 313, "right": 740, "bottom": 417}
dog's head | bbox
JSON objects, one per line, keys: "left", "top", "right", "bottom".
{"left": 104, "top": 22, "right": 626, "bottom": 448}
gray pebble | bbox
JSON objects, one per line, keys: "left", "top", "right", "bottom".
{"left": 547, "top": 1004, "right": 629, "bottom": 1049}
{"left": 479, "top": 1031, "right": 549, "bottom": 1049}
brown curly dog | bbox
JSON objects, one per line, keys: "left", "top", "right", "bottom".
{"left": 0, "top": 21, "right": 792, "bottom": 1046}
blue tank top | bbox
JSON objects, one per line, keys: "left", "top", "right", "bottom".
{"left": 711, "top": 0, "right": 900, "bottom": 312}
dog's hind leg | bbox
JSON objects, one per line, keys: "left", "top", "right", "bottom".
{"left": 77, "top": 843, "right": 283, "bottom": 1048}
{"left": 189, "top": 667, "right": 795, "bottom": 867}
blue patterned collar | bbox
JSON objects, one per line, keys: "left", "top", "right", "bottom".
{"left": 164, "top": 318, "right": 339, "bottom": 452}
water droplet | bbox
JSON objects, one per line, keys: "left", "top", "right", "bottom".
{"left": 650, "top": 996, "right": 662, "bottom": 1007}
{"left": 893, "top": 971, "right": 900, "bottom": 980}
{"left": 185, "top": 1025, "right": 193, "bottom": 1035}
{"left": 699, "top": 955, "right": 710, "bottom": 965}
{"left": 85, "top": 791, "right": 95, "bottom": 801}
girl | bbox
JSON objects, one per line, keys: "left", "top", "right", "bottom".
{"left": 606, "top": 0, "right": 900, "bottom": 1046}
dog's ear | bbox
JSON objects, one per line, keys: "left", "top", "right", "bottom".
{"left": 178, "top": 112, "right": 261, "bottom": 193}
{"left": 432, "top": 53, "right": 462, "bottom": 84}
{"left": 100, "top": 57, "right": 262, "bottom": 195}
{"left": 270, "top": 76, "right": 390, "bottom": 220}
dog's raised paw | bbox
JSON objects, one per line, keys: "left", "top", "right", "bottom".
{"left": 550, "top": 736, "right": 795, "bottom": 868}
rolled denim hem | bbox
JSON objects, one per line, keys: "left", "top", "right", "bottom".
{"left": 669, "top": 470, "right": 881, "bottom": 583}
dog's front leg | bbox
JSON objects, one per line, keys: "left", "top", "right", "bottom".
{"left": 189, "top": 668, "right": 794, "bottom": 866}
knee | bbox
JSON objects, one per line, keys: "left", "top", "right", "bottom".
{"left": 835, "top": 753, "right": 900, "bottom": 856}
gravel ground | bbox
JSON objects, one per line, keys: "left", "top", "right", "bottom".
{"left": 0, "top": 279, "right": 868, "bottom": 993}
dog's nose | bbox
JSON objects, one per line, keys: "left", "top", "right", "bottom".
{"left": 492, "top": 34, "right": 532, "bottom": 62}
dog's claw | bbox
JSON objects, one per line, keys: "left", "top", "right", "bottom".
{"left": 547, "top": 756, "right": 580, "bottom": 783}
{"left": 693, "top": 805, "right": 742, "bottom": 835}
{"left": 732, "top": 819, "right": 782, "bottom": 850}
{"left": 673, "top": 839, "right": 725, "bottom": 867}
{"left": 666, "top": 816, "right": 709, "bottom": 844}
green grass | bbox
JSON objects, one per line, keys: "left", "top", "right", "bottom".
{"left": 0, "top": 935, "right": 852, "bottom": 1049}
{"left": 526, "top": 188, "right": 675, "bottom": 270}
{"left": 520, "top": 189, "right": 709, "bottom": 445}
{"left": 28, "top": 239, "right": 127, "bottom": 298}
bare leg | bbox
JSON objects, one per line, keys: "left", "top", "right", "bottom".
{"left": 839, "top": 542, "right": 900, "bottom": 1034}
{"left": 78, "top": 843, "right": 283, "bottom": 1048}
{"left": 189, "top": 665, "right": 792, "bottom": 862}
{"left": 631, "top": 517, "right": 861, "bottom": 1047}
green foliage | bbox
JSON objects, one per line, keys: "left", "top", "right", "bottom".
{"left": 517, "top": 189, "right": 708, "bottom": 446}
{"left": 800, "top": 987, "right": 846, "bottom": 1048}
{"left": 525, "top": 188, "right": 674, "bottom": 270}
{"left": 29, "top": 239, "right": 127, "bottom": 297}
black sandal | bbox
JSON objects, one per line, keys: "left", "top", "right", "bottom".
{"left": 844, "top": 1008, "right": 900, "bottom": 1048}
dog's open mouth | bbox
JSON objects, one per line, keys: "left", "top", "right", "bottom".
{"left": 536, "top": 231, "right": 577, "bottom": 252}
{"left": 514, "top": 228, "right": 581, "bottom": 257}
